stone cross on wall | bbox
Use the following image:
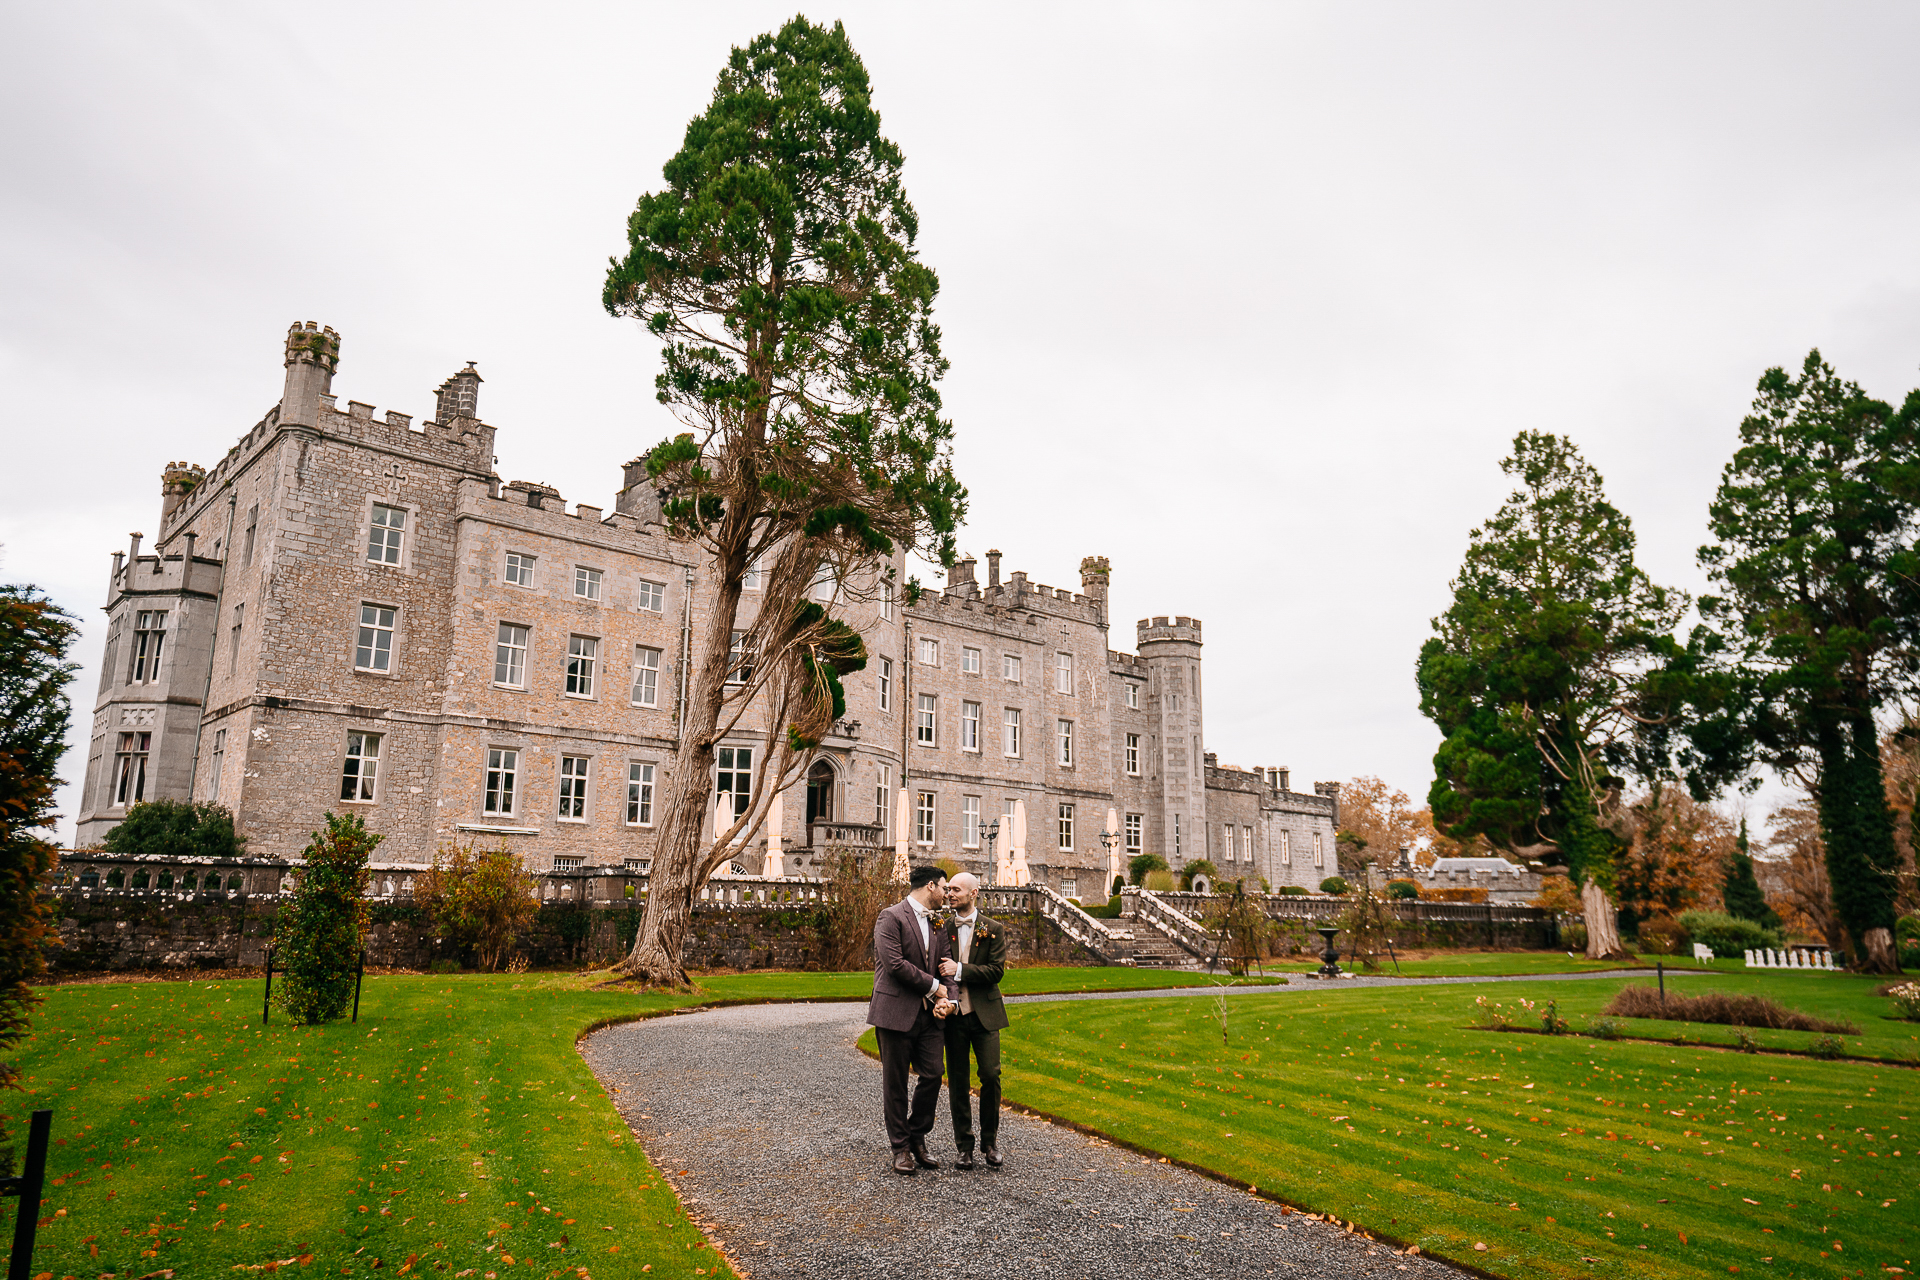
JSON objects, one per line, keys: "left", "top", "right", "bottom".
{"left": 383, "top": 462, "right": 411, "bottom": 496}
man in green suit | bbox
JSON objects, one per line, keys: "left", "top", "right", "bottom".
{"left": 939, "top": 872, "right": 1008, "bottom": 1168}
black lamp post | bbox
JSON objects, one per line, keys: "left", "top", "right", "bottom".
{"left": 983, "top": 819, "right": 1001, "bottom": 887}
{"left": 1317, "top": 926, "right": 1342, "bottom": 978}
{"left": 1098, "top": 827, "right": 1122, "bottom": 896}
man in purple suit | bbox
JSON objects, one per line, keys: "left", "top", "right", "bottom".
{"left": 867, "top": 865, "right": 958, "bottom": 1175}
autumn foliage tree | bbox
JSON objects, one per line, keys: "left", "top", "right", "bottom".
{"left": 1334, "top": 776, "right": 1428, "bottom": 874}
{"left": 602, "top": 17, "right": 964, "bottom": 984}
{"left": 1613, "top": 784, "right": 1735, "bottom": 924}
{"left": 415, "top": 841, "right": 540, "bottom": 972}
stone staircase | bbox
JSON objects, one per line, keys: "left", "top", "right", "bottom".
{"left": 1126, "top": 928, "right": 1198, "bottom": 968}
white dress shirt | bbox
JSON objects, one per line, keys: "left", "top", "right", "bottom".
{"left": 952, "top": 910, "right": 979, "bottom": 981}
{"left": 905, "top": 896, "right": 941, "bottom": 996}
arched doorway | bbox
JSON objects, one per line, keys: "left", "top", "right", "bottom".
{"left": 806, "top": 759, "right": 836, "bottom": 829}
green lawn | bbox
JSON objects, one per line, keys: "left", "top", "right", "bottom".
{"left": 1269, "top": 950, "right": 1732, "bottom": 978}
{"left": 981, "top": 971, "right": 1920, "bottom": 1280}
{"left": 8, "top": 973, "right": 728, "bottom": 1279}
{"left": 696, "top": 965, "right": 1286, "bottom": 1002}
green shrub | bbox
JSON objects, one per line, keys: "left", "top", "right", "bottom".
{"left": 1386, "top": 880, "right": 1418, "bottom": 900}
{"left": 1678, "top": 909, "right": 1784, "bottom": 958}
{"left": 1897, "top": 914, "right": 1920, "bottom": 943}
{"left": 1319, "top": 876, "right": 1349, "bottom": 896}
{"left": 1276, "top": 884, "right": 1309, "bottom": 896}
{"left": 102, "top": 799, "right": 244, "bottom": 859}
{"left": 1588, "top": 1017, "right": 1623, "bottom": 1040}
{"left": 1083, "top": 895, "right": 1124, "bottom": 920}
{"left": 429, "top": 958, "right": 462, "bottom": 974}
{"left": 274, "top": 813, "right": 377, "bottom": 1024}
{"left": 1809, "top": 1034, "right": 1845, "bottom": 1060}
{"left": 1636, "top": 916, "right": 1686, "bottom": 956}
{"left": 1562, "top": 921, "right": 1588, "bottom": 952}
{"left": 1142, "top": 869, "right": 1176, "bottom": 891}
{"left": 416, "top": 840, "right": 541, "bottom": 972}
{"left": 1127, "top": 853, "right": 1168, "bottom": 886}
{"left": 1179, "top": 860, "right": 1219, "bottom": 890}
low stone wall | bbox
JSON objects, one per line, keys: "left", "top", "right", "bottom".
{"left": 49, "top": 894, "right": 1102, "bottom": 974}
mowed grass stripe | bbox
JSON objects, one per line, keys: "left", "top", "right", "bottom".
{"left": 991, "top": 974, "right": 1919, "bottom": 1280}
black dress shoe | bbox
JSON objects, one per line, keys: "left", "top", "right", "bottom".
{"left": 981, "top": 1143, "right": 1002, "bottom": 1167}
{"left": 909, "top": 1139, "right": 941, "bottom": 1169}
{"left": 954, "top": 1149, "right": 977, "bottom": 1170}
{"left": 892, "top": 1149, "right": 917, "bottom": 1176}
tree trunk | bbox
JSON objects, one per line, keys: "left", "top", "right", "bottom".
{"left": 1816, "top": 712, "right": 1903, "bottom": 973}
{"left": 1582, "top": 879, "right": 1627, "bottom": 960}
{"left": 1861, "top": 926, "right": 1897, "bottom": 973}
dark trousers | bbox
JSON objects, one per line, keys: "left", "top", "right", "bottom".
{"left": 944, "top": 1010, "right": 1001, "bottom": 1150}
{"left": 875, "top": 1006, "right": 945, "bottom": 1151}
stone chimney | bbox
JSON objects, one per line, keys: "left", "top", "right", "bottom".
{"left": 1315, "top": 780, "right": 1341, "bottom": 827}
{"left": 949, "top": 554, "right": 977, "bottom": 593}
{"left": 435, "top": 362, "right": 483, "bottom": 423}
{"left": 281, "top": 322, "right": 340, "bottom": 429}
{"left": 986, "top": 549, "right": 1001, "bottom": 590}
{"left": 615, "top": 457, "right": 662, "bottom": 523}
{"left": 1272, "top": 766, "right": 1290, "bottom": 792}
{"left": 160, "top": 462, "right": 205, "bottom": 526}
{"left": 1079, "top": 555, "right": 1110, "bottom": 608}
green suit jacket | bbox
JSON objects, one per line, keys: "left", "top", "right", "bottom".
{"left": 943, "top": 911, "right": 1010, "bottom": 1032}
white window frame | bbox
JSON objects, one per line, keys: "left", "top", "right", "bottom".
{"left": 503, "top": 552, "right": 536, "bottom": 587}
{"left": 484, "top": 748, "right": 519, "bottom": 816}
{"left": 1125, "top": 681, "right": 1138, "bottom": 709}
{"left": 631, "top": 645, "right": 662, "bottom": 707}
{"left": 1125, "top": 732, "right": 1140, "bottom": 776}
{"left": 228, "top": 602, "right": 243, "bottom": 677}
{"left": 1314, "top": 831, "right": 1324, "bottom": 868}
{"left": 1058, "top": 802, "right": 1075, "bottom": 851}
{"left": 1243, "top": 825, "right": 1253, "bottom": 862}
{"left": 742, "top": 558, "right": 764, "bottom": 592}
{"left": 875, "top": 762, "right": 892, "bottom": 837}
{"left": 366, "top": 503, "right": 407, "bottom": 566}
{"left": 1175, "top": 813, "right": 1182, "bottom": 859}
{"left": 635, "top": 578, "right": 664, "bottom": 612}
{"left": 113, "top": 730, "right": 151, "bottom": 806}
{"left": 494, "top": 623, "right": 529, "bottom": 689}
{"left": 1057, "top": 719, "right": 1074, "bottom": 767}
{"left": 1125, "top": 812, "right": 1143, "bottom": 854}
{"left": 726, "top": 630, "right": 753, "bottom": 686}
{"left": 565, "top": 635, "right": 598, "bottom": 698}
{"left": 573, "top": 566, "right": 603, "bottom": 601}
{"left": 877, "top": 656, "right": 892, "bottom": 712}
{"left": 915, "top": 790, "right": 935, "bottom": 845}
{"left": 916, "top": 693, "right": 937, "bottom": 746}
{"left": 962, "top": 795, "right": 981, "bottom": 848}
{"left": 558, "top": 755, "right": 590, "bottom": 821}
{"left": 355, "top": 604, "right": 397, "bottom": 673}
{"left": 340, "top": 732, "right": 380, "bottom": 803}
{"left": 1281, "top": 829, "right": 1292, "bottom": 866}
{"left": 1003, "top": 654, "right": 1021, "bottom": 683}
{"left": 1002, "top": 707, "right": 1021, "bottom": 757}
{"left": 880, "top": 581, "right": 894, "bottom": 620}
{"left": 960, "top": 700, "right": 981, "bottom": 752}
{"left": 962, "top": 646, "right": 981, "bottom": 675}
{"left": 1055, "top": 651, "right": 1073, "bottom": 694}
{"left": 130, "top": 610, "right": 167, "bottom": 683}
{"left": 918, "top": 636, "right": 939, "bottom": 666}
{"left": 1224, "top": 823, "right": 1236, "bottom": 861}
{"left": 626, "top": 761, "right": 656, "bottom": 826}
{"left": 716, "top": 745, "right": 754, "bottom": 822}
{"left": 208, "top": 727, "right": 226, "bottom": 803}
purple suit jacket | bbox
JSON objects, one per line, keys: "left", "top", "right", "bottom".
{"left": 866, "top": 899, "right": 957, "bottom": 1033}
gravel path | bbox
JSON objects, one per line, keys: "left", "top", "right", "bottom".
{"left": 580, "top": 997, "right": 1471, "bottom": 1280}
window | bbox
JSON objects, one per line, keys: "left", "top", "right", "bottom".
{"left": 1243, "top": 825, "right": 1254, "bottom": 861}
{"left": 1174, "top": 813, "right": 1182, "bottom": 858}
{"left": 1060, "top": 875, "right": 1079, "bottom": 900}
{"left": 1058, "top": 803, "right": 1075, "bottom": 851}
{"left": 494, "top": 623, "right": 529, "bottom": 688}
{"left": 229, "top": 603, "right": 243, "bottom": 676}
{"left": 962, "top": 646, "right": 981, "bottom": 674}
{"left": 113, "top": 731, "right": 150, "bottom": 805}
{"left": 1224, "top": 824, "right": 1235, "bottom": 862}
{"left": 558, "top": 756, "right": 589, "bottom": 820}
{"left": 566, "top": 635, "right": 597, "bottom": 697}
{"left": 962, "top": 796, "right": 981, "bottom": 848}
{"left": 918, "top": 636, "right": 939, "bottom": 666}
{"left": 553, "top": 855, "right": 583, "bottom": 871}
{"left": 880, "top": 581, "right": 894, "bottom": 620}
{"left": 1125, "top": 812, "right": 1143, "bottom": 854}
{"left": 367, "top": 504, "right": 405, "bottom": 564}
{"left": 960, "top": 701, "right": 981, "bottom": 751}
{"left": 875, "top": 762, "right": 891, "bottom": 837}
{"left": 1055, "top": 651, "right": 1073, "bottom": 694}
{"left": 1313, "top": 831, "right": 1324, "bottom": 868}
{"left": 915, "top": 791, "right": 935, "bottom": 844}
{"left": 1003, "top": 654, "right": 1021, "bottom": 683}
{"left": 355, "top": 604, "right": 396, "bottom": 672}
{"left": 208, "top": 728, "right": 226, "bottom": 803}
{"left": 504, "top": 552, "right": 535, "bottom": 587}
{"left": 130, "top": 610, "right": 167, "bottom": 682}
{"left": 1125, "top": 681, "right": 1138, "bottom": 709}
{"left": 636, "top": 579, "right": 664, "bottom": 612}
{"left": 916, "top": 693, "right": 937, "bottom": 745}
{"left": 742, "top": 558, "right": 763, "bottom": 591}
{"left": 340, "top": 732, "right": 380, "bottom": 802}
{"left": 717, "top": 746, "right": 753, "bottom": 821}
{"left": 573, "top": 566, "right": 603, "bottom": 600}
{"left": 484, "top": 749, "right": 518, "bottom": 815}
{"left": 243, "top": 505, "right": 258, "bottom": 566}
{"left": 1002, "top": 707, "right": 1021, "bottom": 757}
{"left": 1281, "top": 829, "right": 1292, "bottom": 866}
{"left": 631, "top": 646, "right": 662, "bottom": 707}
{"left": 1125, "top": 732, "right": 1140, "bottom": 775}
{"left": 726, "top": 631, "right": 753, "bottom": 685}
{"left": 626, "top": 762, "right": 655, "bottom": 826}
{"left": 1056, "top": 719, "right": 1074, "bottom": 766}
{"left": 877, "top": 656, "right": 892, "bottom": 712}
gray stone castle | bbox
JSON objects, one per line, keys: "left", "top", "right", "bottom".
{"left": 75, "top": 323, "right": 1339, "bottom": 898}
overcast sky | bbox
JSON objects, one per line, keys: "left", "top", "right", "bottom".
{"left": 5, "top": 3, "right": 1920, "bottom": 848}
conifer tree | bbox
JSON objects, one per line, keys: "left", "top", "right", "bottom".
{"left": 1722, "top": 821, "right": 1782, "bottom": 930}
{"left": 603, "top": 17, "right": 963, "bottom": 984}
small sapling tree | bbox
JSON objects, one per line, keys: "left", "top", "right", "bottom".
{"left": 275, "top": 813, "right": 377, "bottom": 1024}
{"left": 416, "top": 841, "right": 540, "bottom": 971}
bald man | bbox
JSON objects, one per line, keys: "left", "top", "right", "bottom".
{"left": 939, "top": 872, "right": 1009, "bottom": 1168}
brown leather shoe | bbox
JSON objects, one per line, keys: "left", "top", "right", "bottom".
{"left": 892, "top": 1149, "right": 917, "bottom": 1176}
{"left": 954, "top": 1148, "right": 977, "bottom": 1170}
{"left": 909, "top": 1138, "right": 941, "bottom": 1169}
{"left": 981, "top": 1143, "right": 1002, "bottom": 1168}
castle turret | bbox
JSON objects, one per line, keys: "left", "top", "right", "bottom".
{"left": 1079, "top": 555, "right": 1110, "bottom": 613}
{"left": 1138, "top": 615, "right": 1205, "bottom": 866}
{"left": 280, "top": 322, "right": 340, "bottom": 428}
{"left": 160, "top": 462, "right": 206, "bottom": 526}
{"left": 434, "top": 362, "right": 483, "bottom": 424}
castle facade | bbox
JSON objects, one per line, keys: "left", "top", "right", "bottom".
{"left": 75, "top": 324, "right": 1338, "bottom": 898}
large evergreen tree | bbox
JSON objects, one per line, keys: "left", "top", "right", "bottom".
{"left": 1694, "top": 351, "right": 1920, "bottom": 970}
{"left": 1418, "top": 433, "right": 1687, "bottom": 958}
{"left": 603, "top": 18, "right": 963, "bottom": 984}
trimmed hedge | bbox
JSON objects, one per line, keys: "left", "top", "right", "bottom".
{"left": 1678, "top": 909, "right": 1784, "bottom": 958}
